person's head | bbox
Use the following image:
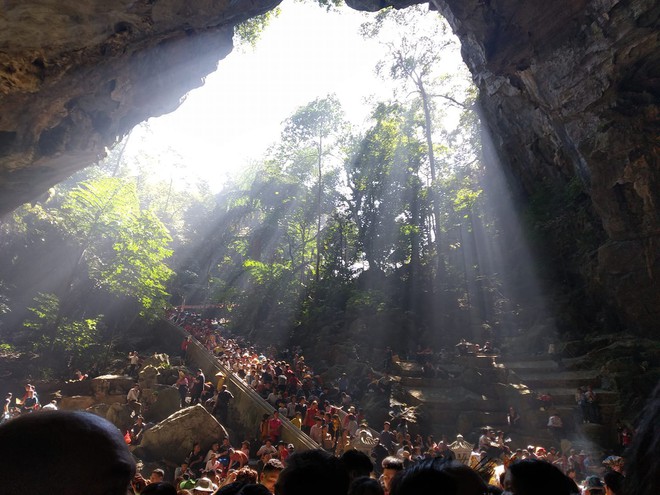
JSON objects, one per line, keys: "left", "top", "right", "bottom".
{"left": 0, "top": 411, "right": 135, "bottom": 495}
{"left": 381, "top": 457, "right": 404, "bottom": 493}
{"left": 584, "top": 476, "right": 605, "bottom": 495}
{"left": 150, "top": 468, "right": 165, "bottom": 483}
{"left": 504, "top": 459, "right": 578, "bottom": 495}
{"left": 603, "top": 471, "right": 624, "bottom": 495}
{"left": 275, "top": 449, "right": 349, "bottom": 495}
{"left": 383, "top": 421, "right": 390, "bottom": 431}
{"left": 238, "top": 485, "right": 272, "bottom": 495}
{"left": 349, "top": 476, "right": 385, "bottom": 495}
{"left": 340, "top": 450, "right": 374, "bottom": 482}
{"left": 260, "top": 458, "right": 284, "bottom": 493}
{"left": 141, "top": 482, "right": 177, "bottom": 494}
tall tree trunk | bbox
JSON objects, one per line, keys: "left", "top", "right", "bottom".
{"left": 315, "top": 135, "right": 323, "bottom": 284}
{"left": 418, "top": 79, "right": 446, "bottom": 282}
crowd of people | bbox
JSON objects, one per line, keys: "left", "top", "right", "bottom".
{"left": 0, "top": 308, "right": 643, "bottom": 495}
{"left": 156, "top": 309, "right": 634, "bottom": 495}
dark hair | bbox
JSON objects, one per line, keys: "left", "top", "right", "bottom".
{"left": 382, "top": 456, "right": 404, "bottom": 471}
{"left": 389, "top": 458, "right": 457, "bottom": 495}
{"left": 348, "top": 476, "right": 384, "bottom": 495}
{"left": 275, "top": 449, "right": 349, "bottom": 495}
{"left": 340, "top": 449, "right": 374, "bottom": 482}
{"left": 262, "top": 458, "right": 284, "bottom": 474}
{"left": 507, "top": 459, "right": 578, "bottom": 495}
{"left": 141, "top": 482, "right": 177, "bottom": 495}
{"left": 603, "top": 471, "right": 624, "bottom": 495}
{"left": 0, "top": 411, "right": 135, "bottom": 495}
{"left": 237, "top": 484, "right": 272, "bottom": 495}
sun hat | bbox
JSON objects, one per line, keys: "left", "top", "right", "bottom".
{"left": 193, "top": 477, "right": 215, "bottom": 492}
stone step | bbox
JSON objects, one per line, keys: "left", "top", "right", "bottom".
{"left": 532, "top": 388, "right": 618, "bottom": 405}
{"left": 501, "top": 360, "right": 560, "bottom": 372}
{"left": 515, "top": 370, "right": 600, "bottom": 389}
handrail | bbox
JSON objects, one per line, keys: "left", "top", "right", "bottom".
{"left": 162, "top": 319, "right": 319, "bottom": 452}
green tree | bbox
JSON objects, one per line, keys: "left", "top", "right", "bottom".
{"left": 281, "top": 95, "right": 346, "bottom": 283}
{"left": 362, "top": 6, "right": 473, "bottom": 280}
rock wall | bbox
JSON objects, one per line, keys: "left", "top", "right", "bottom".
{"left": 0, "top": 1, "right": 657, "bottom": 334}
{"left": 0, "top": 0, "right": 282, "bottom": 213}
{"left": 350, "top": 0, "right": 659, "bottom": 335}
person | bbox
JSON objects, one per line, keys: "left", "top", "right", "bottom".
{"left": 176, "top": 370, "right": 190, "bottom": 408}
{"left": 503, "top": 459, "right": 579, "bottom": 495}
{"left": 21, "top": 387, "right": 38, "bottom": 413}
{"left": 256, "top": 439, "right": 277, "bottom": 458}
{"left": 340, "top": 449, "right": 374, "bottom": 483}
{"left": 127, "top": 383, "right": 141, "bottom": 417}
{"left": 389, "top": 458, "right": 485, "bottom": 495}
{"left": 0, "top": 410, "right": 135, "bottom": 495}
{"left": 191, "top": 369, "right": 205, "bottom": 405}
{"left": 267, "top": 410, "right": 283, "bottom": 443}
{"left": 187, "top": 442, "right": 206, "bottom": 477}
{"left": 230, "top": 448, "right": 249, "bottom": 470}
{"left": 379, "top": 421, "right": 397, "bottom": 454}
{"left": 547, "top": 412, "right": 564, "bottom": 441}
{"left": 129, "top": 415, "right": 146, "bottom": 445}
{"left": 583, "top": 476, "right": 605, "bottom": 495}
{"left": 309, "top": 416, "right": 324, "bottom": 445}
{"left": 193, "top": 477, "right": 216, "bottom": 494}
{"left": 260, "top": 458, "right": 284, "bottom": 493}
{"left": 149, "top": 468, "right": 165, "bottom": 484}
{"left": 181, "top": 335, "right": 192, "bottom": 360}
{"left": 2, "top": 393, "right": 12, "bottom": 423}
{"left": 380, "top": 456, "right": 404, "bottom": 495}
{"left": 349, "top": 477, "right": 384, "bottom": 495}
{"left": 129, "top": 351, "right": 140, "bottom": 377}
{"left": 141, "top": 482, "right": 177, "bottom": 494}
{"left": 41, "top": 399, "right": 58, "bottom": 411}
{"left": 213, "top": 385, "right": 235, "bottom": 424}
{"left": 507, "top": 406, "right": 520, "bottom": 428}
{"left": 274, "top": 449, "right": 349, "bottom": 495}
{"left": 602, "top": 471, "right": 623, "bottom": 495}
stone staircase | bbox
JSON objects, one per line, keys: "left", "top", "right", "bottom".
{"left": 501, "top": 354, "right": 618, "bottom": 445}
{"left": 391, "top": 352, "right": 619, "bottom": 449}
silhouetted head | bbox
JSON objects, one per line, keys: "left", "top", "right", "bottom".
{"left": 0, "top": 410, "right": 135, "bottom": 495}
{"left": 275, "top": 449, "right": 349, "bottom": 495}
{"left": 340, "top": 449, "right": 374, "bottom": 482}
{"left": 348, "top": 476, "right": 384, "bottom": 495}
{"left": 504, "top": 459, "right": 578, "bottom": 495}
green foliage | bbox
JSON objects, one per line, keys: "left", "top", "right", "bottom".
{"left": 24, "top": 293, "right": 101, "bottom": 358}
{"left": 235, "top": 8, "right": 281, "bottom": 49}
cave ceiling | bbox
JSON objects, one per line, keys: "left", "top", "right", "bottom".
{"left": 0, "top": 0, "right": 658, "bottom": 335}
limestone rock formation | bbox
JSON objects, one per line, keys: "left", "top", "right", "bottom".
{"left": 0, "top": 0, "right": 658, "bottom": 336}
{"left": 138, "top": 404, "right": 228, "bottom": 462}
{"left": 0, "top": 0, "right": 281, "bottom": 214}
{"left": 350, "top": 0, "right": 660, "bottom": 336}
{"left": 146, "top": 385, "right": 181, "bottom": 423}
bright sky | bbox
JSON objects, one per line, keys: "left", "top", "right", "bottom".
{"left": 125, "top": 0, "right": 465, "bottom": 191}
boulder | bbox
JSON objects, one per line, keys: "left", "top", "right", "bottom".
{"left": 141, "top": 353, "right": 170, "bottom": 370}
{"left": 146, "top": 386, "right": 182, "bottom": 423}
{"left": 139, "top": 405, "right": 228, "bottom": 462}
{"left": 90, "top": 375, "right": 134, "bottom": 399}
{"left": 105, "top": 402, "right": 134, "bottom": 433}
{"left": 59, "top": 395, "right": 96, "bottom": 411}
{"left": 139, "top": 365, "right": 160, "bottom": 389}
{"left": 86, "top": 403, "right": 110, "bottom": 418}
